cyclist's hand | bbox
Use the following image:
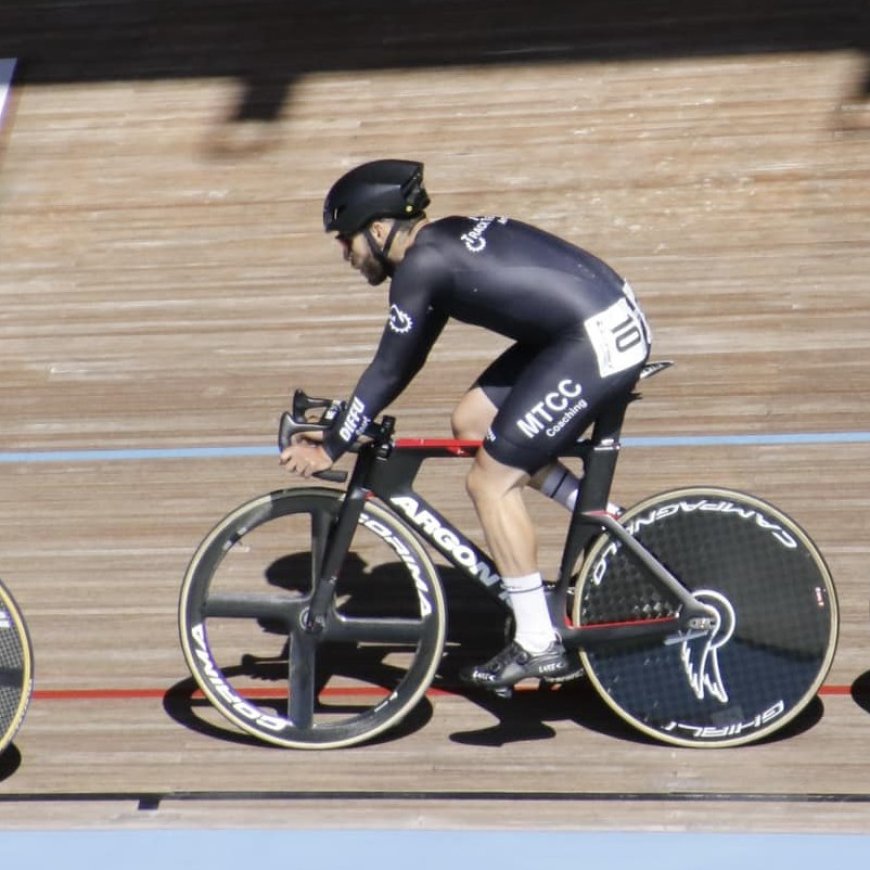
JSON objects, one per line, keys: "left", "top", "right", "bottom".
{"left": 279, "top": 434, "right": 333, "bottom": 478}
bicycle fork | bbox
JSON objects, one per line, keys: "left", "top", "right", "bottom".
{"left": 300, "top": 450, "right": 379, "bottom": 634}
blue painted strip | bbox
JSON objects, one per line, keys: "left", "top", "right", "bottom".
{"left": 624, "top": 431, "right": 870, "bottom": 447}
{"left": 0, "top": 431, "right": 868, "bottom": 465}
{"left": 3, "top": 830, "right": 870, "bottom": 870}
{"left": 0, "top": 445, "right": 276, "bottom": 464}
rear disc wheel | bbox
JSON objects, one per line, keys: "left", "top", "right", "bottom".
{"left": 573, "top": 487, "right": 838, "bottom": 747}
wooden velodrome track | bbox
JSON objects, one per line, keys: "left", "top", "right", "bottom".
{"left": 1, "top": 0, "right": 869, "bottom": 833}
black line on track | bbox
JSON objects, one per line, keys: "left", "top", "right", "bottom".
{"left": 1, "top": 791, "right": 870, "bottom": 811}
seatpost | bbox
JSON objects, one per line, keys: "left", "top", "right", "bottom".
{"left": 579, "top": 400, "right": 629, "bottom": 508}
{"left": 555, "top": 397, "right": 630, "bottom": 587}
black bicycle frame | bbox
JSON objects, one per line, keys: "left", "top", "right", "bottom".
{"left": 301, "top": 389, "right": 714, "bottom": 651}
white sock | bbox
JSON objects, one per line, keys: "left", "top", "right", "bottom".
{"left": 503, "top": 572, "right": 557, "bottom": 653}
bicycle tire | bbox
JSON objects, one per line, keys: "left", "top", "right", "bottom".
{"left": 0, "top": 578, "right": 33, "bottom": 756}
{"left": 179, "top": 487, "right": 447, "bottom": 749}
{"left": 571, "top": 487, "right": 838, "bottom": 748}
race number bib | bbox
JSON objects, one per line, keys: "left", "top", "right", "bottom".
{"left": 584, "top": 286, "right": 650, "bottom": 378}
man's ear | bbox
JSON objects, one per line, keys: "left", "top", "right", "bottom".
{"left": 369, "top": 219, "right": 392, "bottom": 244}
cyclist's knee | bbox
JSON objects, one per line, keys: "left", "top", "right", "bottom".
{"left": 451, "top": 389, "right": 496, "bottom": 440}
{"left": 451, "top": 406, "right": 486, "bottom": 440}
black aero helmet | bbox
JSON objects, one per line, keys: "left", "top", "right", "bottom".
{"left": 323, "top": 159, "right": 430, "bottom": 236}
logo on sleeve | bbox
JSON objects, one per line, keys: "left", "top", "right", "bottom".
{"left": 460, "top": 216, "right": 508, "bottom": 253}
{"left": 389, "top": 304, "right": 413, "bottom": 334}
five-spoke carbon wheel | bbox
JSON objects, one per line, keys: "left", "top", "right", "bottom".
{"left": 180, "top": 487, "right": 447, "bottom": 749}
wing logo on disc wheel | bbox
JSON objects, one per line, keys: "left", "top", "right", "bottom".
{"left": 676, "top": 589, "right": 736, "bottom": 704}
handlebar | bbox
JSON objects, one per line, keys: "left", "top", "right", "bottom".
{"left": 278, "top": 390, "right": 396, "bottom": 484}
{"left": 277, "top": 391, "right": 341, "bottom": 450}
{"left": 277, "top": 391, "right": 347, "bottom": 483}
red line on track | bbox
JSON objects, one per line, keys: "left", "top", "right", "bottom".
{"left": 819, "top": 685, "right": 852, "bottom": 696}
{"left": 32, "top": 684, "right": 853, "bottom": 702}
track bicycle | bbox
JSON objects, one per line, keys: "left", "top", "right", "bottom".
{"left": 0, "top": 578, "right": 33, "bottom": 756}
{"left": 179, "top": 361, "right": 838, "bottom": 749}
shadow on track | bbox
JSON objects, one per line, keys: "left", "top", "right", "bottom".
{"left": 1, "top": 0, "right": 865, "bottom": 141}
{"left": 0, "top": 743, "right": 23, "bottom": 782}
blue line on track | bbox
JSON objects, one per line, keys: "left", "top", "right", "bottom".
{"left": 626, "top": 431, "right": 870, "bottom": 448}
{"left": 0, "top": 431, "right": 868, "bottom": 465}
{"left": 0, "top": 445, "right": 276, "bottom": 464}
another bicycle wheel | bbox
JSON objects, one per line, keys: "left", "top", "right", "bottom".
{"left": 572, "top": 487, "right": 838, "bottom": 748}
{"left": 1, "top": 579, "right": 33, "bottom": 756}
{"left": 179, "top": 487, "right": 447, "bottom": 749}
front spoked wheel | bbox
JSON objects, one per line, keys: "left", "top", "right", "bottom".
{"left": 0, "top": 579, "right": 33, "bottom": 756}
{"left": 179, "top": 487, "right": 447, "bottom": 749}
{"left": 572, "top": 487, "right": 838, "bottom": 748}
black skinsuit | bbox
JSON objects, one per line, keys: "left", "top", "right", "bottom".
{"left": 323, "top": 216, "right": 651, "bottom": 472}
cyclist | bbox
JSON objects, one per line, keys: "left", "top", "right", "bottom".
{"left": 280, "top": 159, "right": 651, "bottom": 689}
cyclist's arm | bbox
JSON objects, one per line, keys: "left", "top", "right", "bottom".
{"left": 322, "top": 258, "right": 450, "bottom": 461}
